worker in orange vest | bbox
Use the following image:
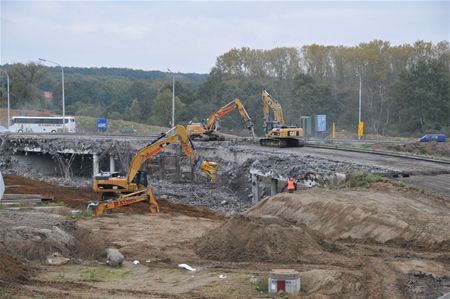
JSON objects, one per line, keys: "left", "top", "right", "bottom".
{"left": 288, "top": 177, "right": 296, "bottom": 193}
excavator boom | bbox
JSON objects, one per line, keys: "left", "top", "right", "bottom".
{"left": 188, "top": 98, "right": 255, "bottom": 140}
{"left": 262, "top": 90, "right": 285, "bottom": 126}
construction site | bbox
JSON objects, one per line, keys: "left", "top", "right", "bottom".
{"left": 1, "top": 2, "right": 450, "bottom": 297}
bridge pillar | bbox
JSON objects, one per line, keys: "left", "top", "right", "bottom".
{"left": 158, "top": 157, "right": 165, "bottom": 179}
{"left": 93, "top": 154, "right": 99, "bottom": 177}
{"left": 251, "top": 173, "right": 260, "bottom": 204}
{"left": 109, "top": 155, "right": 115, "bottom": 172}
{"left": 174, "top": 146, "right": 181, "bottom": 182}
{"left": 270, "top": 178, "right": 278, "bottom": 196}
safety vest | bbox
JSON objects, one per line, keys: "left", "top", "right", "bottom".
{"left": 287, "top": 179, "right": 295, "bottom": 190}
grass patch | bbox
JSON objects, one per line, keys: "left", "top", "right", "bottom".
{"left": 79, "top": 267, "right": 130, "bottom": 282}
{"left": 252, "top": 276, "right": 270, "bottom": 296}
{"left": 359, "top": 143, "right": 372, "bottom": 149}
{"left": 76, "top": 116, "right": 168, "bottom": 135}
{"left": 71, "top": 209, "right": 93, "bottom": 218}
{"left": 0, "top": 287, "right": 13, "bottom": 299}
{"left": 52, "top": 266, "right": 130, "bottom": 282}
{"left": 343, "top": 172, "right": 387, "bottom": 188}
{"left": 36, "top": 201, "right": 65, "bottom": 207}
{"left": 392, "top": 181, "right": 418, "bottom": 191}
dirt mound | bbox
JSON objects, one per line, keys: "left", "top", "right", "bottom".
{"left": 195, "top": 215, "right": 327, "bottom": 263}
{"left": 197, "top": 188, "right": 450, "bottom": 262}
{"left": 0, "top": 210, "right": 105, "bottom": 261}
{"left": 0, "top": 253, "right": 30, "bottom": 283}
{"left": 248, "top": 190, "right": 450, "bottom": 250}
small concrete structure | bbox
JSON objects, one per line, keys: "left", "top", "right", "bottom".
{"left": 268, "top": 269, "right": 300, "bottom": 294}
{"left": 270, "top": 178, "right": 278, "bottom": 196}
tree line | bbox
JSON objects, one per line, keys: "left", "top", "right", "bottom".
{"left": 1, "top": 40, "right": 449, "bottom": 136}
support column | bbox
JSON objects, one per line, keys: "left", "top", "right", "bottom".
{"left": 174, "top": 147, "right": 181, "bottom": 182}
{"left": 158, "top": 157, "right": 165, "bottom": 179}
{"left": 93, "top": 154, "right": 99, "bottom": 177}
{"left": 270, "top": 178, "right": 278, "bottom": 196}
{"left": 251, "top": 173, "right": 260, "bottom": 204}
{"left": 109, "top": 155, "right": 115, "bottom": 172}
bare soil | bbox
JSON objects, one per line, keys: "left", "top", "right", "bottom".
{"left": 2, "top": 176, "right": 450, "bottom": 298}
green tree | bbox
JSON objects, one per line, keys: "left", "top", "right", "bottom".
{"left": 149, "top": 89, "right": 185, "bottom": 126}
{"left": 391, "top": 59, "right": 450, "bottom": 133}
{"left": 5, "top": 63, "right": 48, "bottom": 108}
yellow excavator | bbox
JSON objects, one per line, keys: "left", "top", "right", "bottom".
{"left": 187, "top": 98, "right": 255, "bottom": 141}
{"left": 260, "top": 90, "right": 304, "bottom": 147}
{"left": 88, "top": 125, "right": 218, "bottom": 216}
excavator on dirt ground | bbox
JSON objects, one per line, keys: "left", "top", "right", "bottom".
{"left": 88, "top": 125, "right": 218, "bottom": 216}
{"left": 187, "top": 98, "right": 255, "bottom": 141}
{"left": 260, "top": 90, "right": 304, "bottom": 147}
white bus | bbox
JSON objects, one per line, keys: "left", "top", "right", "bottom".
{"left": 10, "top": 116, "right": 77, "bottom": 133}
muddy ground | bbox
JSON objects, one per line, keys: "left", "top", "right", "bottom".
{"left": 1, "top": 176, "right": 449, "bottom": 298}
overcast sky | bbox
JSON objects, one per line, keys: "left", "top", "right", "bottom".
{"left": 1, "top": 1, "right": 449, "bottom": 73}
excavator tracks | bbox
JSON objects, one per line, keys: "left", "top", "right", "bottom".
{"left": 260, "top": 138, "right": 304, "bottom": 148}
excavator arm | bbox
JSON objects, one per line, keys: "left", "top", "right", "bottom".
{"left": 127, "top": 125, "right": 218, "bottom": 184}
{"left": 204, "top": 99, "right": 255, "bottom": 136}
{"left": 262, "top": 90, "right": 285, "bottom": 126}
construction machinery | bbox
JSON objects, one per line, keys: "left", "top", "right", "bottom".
{"left": 187, "top": 98, "right": 255, "bottom": 141}
{"left": 260, "top": 90, "right": 304, "bottom": 147}
{"left": 88, "top": 125, "right": 218, "bottom": 216}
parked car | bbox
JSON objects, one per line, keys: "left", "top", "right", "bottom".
{"left": 418, "top": 134, "right": 446, "bottom": 142}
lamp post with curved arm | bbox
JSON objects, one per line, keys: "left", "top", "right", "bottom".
{"left": 167, "top": 68, "right": 175, "bottom": 127}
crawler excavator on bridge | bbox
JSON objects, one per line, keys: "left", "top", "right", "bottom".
{"left": 88, "top": 125, "right": 218, "bottom": 216}
{"left": 187, "top": 98, "right": 255, "bottom": 141}
{"left": 260, "top": 90, "right": 304, "bottom": 147}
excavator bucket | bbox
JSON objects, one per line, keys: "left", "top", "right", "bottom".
{"left": 198, "top": 159, "right": 218, "bottom": 181}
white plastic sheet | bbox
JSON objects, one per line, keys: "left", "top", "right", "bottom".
{"left": 178, "top": 263, "right": 196, "bottom": 272}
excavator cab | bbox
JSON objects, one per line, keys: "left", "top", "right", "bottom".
{"left": 131, "top": 170, "right": 148, "bottom": 187}
{"left": 264, "top": 120, "right": 281, "bottom": 133}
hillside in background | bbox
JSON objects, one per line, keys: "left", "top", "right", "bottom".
{"left": 0, "top": 40, "right": 449, "bottom": 137}
{"left": 46, "top": 66, "right": 208, "bottom": 82}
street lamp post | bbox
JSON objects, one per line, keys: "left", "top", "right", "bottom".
{"left": 167, "top": 68, "right": 175, "bottom": 127}
{"left": 356, "top": 72, "right": 362, "bottom": 140}
{"left": 0, "top": 69, "right": 10, "bottom": 129}
{"left": 39, "top": 58, "right": 65, "bottom": 131}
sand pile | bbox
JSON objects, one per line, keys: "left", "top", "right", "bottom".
{"left": 195, "top": 215, "right": 328, "bottom": 263}
{"left": 248, "top": 190, "right": 450, "bottom": 250}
